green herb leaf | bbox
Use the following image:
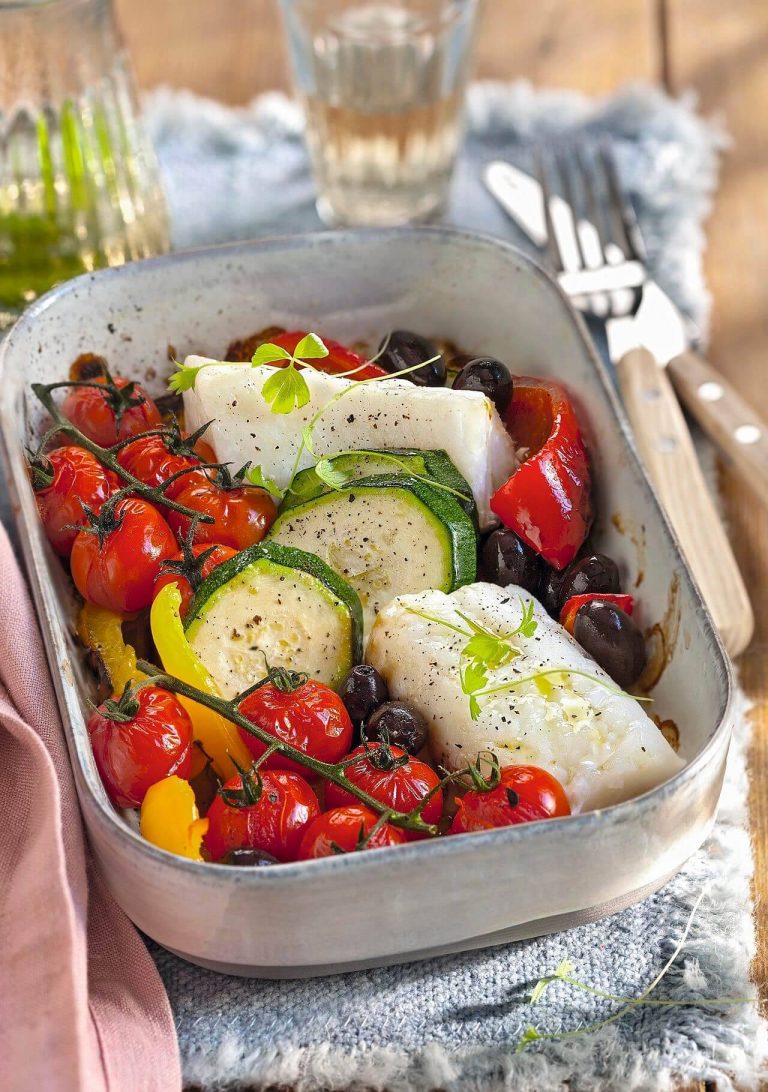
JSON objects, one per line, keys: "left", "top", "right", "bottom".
{"left": 314, "top": 458, "right": 349, "bottom": 490}
{"left": 468, "top": 695, "right": 482, "bottom": 722}
{"left": 460, "top": 661, "right": 489, "bottom": 696}
{"left": 294, "top": 333, "right": 329, "bottom": 360}
{"left": 514, "top": 598, "right": 538, "bottom": 639}
{"left": 244, "top": 465, "right": 283, "bottom": 499}
{"left": 251, "top": 343, "right": 292, "bottom": 367}
{"left": 261, "top": 365, "right": 311, "bottom": 415}
{"left": 168, "top": 363, "right": 204, "bottom": 393}
{"left": 515, "top": 1027, "right": 542, "bottom": 1053}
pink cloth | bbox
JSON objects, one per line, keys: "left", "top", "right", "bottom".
{"left": 0, "top": 523, "right": 181, "bottom": 1092}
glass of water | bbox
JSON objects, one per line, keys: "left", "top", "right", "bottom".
{"left": 278, "top": 0, "right": 480, "bottom": 226}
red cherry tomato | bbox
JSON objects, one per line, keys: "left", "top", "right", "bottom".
{"left": 117, "top": 432, "right": 210, "bottom": 499}
{"left": 61, "top": 375, "right": 162, "bottom": 447}
{"left": 204, "top": 768, "right": 319, "bottom": 863}
{"left": 32, "top": 445, "right": 119, "bottom": 557}
{"left": 154, "top": 543, "right": 238, "bottom": 618}
{"left": 87, "top": 686, "right": 193, "bottom": 809}
{"left": 560, "top": 593, "right": 634, "bottom": 636}
{"left": 324, "top": 742, "right": 443, "bottom": 839}
{"left": 270, "top": 330, "right": 387, "bottom": 380}
{"left": 491, "top": 377, "right": 592, "bottom": 571}
{"left": 238, "top": 676, "right": 353, "bottom": 775}
{"left": 70, "top": 497, "right": 177, "bottom": 612}
{"left": 450, "top": 765, "right": 571, "bottom": 835}
{"left": 167, "top": 477, "right": 277, "bottom": 551}
{"left": 298, "top": 805, "right": 407, "bottom": 859}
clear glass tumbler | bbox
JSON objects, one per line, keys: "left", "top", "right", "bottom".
{"left": 0, "top": 0, "right": 169, "bottom": 327}
{"left": 278, "top": 0, "right": 479, "bottom": 227}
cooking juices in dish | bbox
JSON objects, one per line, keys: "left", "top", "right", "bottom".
{"left": 28, "top": 327, "right": 682, "bottom": 864}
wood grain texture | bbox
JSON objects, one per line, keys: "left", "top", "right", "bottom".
{"left": 666, "top": 0, "right": 768, "bottom": 1010}
{"left": 114, "top": 0, "right": 662, "bottom": 103}
{"left": 616, "top": 346, "right": 754, "bottom": 657}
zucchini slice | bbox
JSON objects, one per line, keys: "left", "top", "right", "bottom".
{"left": 267, "top": 475, "right": 477, "bottom": 634}
{"left": 184, "top": 542, "right": 363, "bottom": 697}
{"left": 284, "top": 448, "right": 477, "bottom": 522}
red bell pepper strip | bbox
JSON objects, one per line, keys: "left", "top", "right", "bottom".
{"left": 560, "top": 593, "right": 634, "bottom": 635}
{"left": 270, "top": 331, "right": 388, "bottom": 380}
{"left": 490, "top": 377, "right": 592, "bottom": 570}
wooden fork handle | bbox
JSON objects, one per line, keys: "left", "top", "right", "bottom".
{"left": 667, "top": 349, "right": 768, "bottom": 508}
{"left": 616, "top": 346, "right": 754, "bottom": 658}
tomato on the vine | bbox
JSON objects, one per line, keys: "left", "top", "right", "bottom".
{"left": 71, "top": 497, "right": 177, "bottom": 612}
{"left": 61, "top": 374, "right": 162, "bottom": 447}
{"left": 117, "top": 431, "right": 210, "bottom": 500}
{"left": 450, "top": 765, "right": 571, "bottom": 834}
{"left": 324, "top": 742, "right": 443, "bottom": 839}
{"left": 154, "top": 542, "right": 237, "bottom": 618}
{"left": 298, "top": 805, "right": 407, "bottom": 859}
{"left": 87, "top": 685, "right": 193, "bottom": 808}
{"left": 238, "top": 671, "right": 353, "bottom": 774}
{"left": 204, "top": 767, "right": 319, "bottom": 863}
{"left": 31, "top": 445, "right": 119, "bottom": 556}
{"left": 167, "top": 475, "right": 276, "bottom": 551}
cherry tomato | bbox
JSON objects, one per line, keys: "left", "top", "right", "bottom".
{"left": 238, "top": 675, "right": 353, "bottom": 774}
{"left": 70, "top": 497, "right": 177, "bottom": 612}
{"left": 491, "top": 377, "right": 592, "bottom": 571}
{"left": 298, "top": 805, "right": 407, "bottom": 859}
{"left": 61, "top": 375, "right": 162, "bottom": 447}
{"left": 450, "top": 765, "right": 571, "bottom": 835}
{"left": 167, "top": 477, "right": 276, "bottom": 551}
{"left": 324, "top": 742, "right": 443, "bottom": 839}
{"left": 270, "top": 330, "right": 387, "bottom": 380}
{"left": 154, "top": 543, "right": 237, "bottom": 618}
{"left": 87, "top": 685, "right": 193, "bottom": 809}
{"left": 117, "top": 432, "right": 210, "bottom": 500}
{"left": 204, "top": 768, "right": 319, "bottom": 863}
{"left": 32, "top": 445, "right": 119, "bottom": 557}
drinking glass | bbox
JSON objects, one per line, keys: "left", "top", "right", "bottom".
{"left": 0, "top": 0, "right": 169, "bottom": 328}
{"left": 278, "top": 0, "right": 480, "bottom": 227}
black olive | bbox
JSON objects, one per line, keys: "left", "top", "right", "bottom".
{"left": 222, "top": 848, "right": 279, "bottom": 867}
{"left": 541, "top": 553, "right": 621, "bottom": 616}
{"left": 377, "top": 330, "right": 446, "bottom": 387}
{"left": 365, "top": 701, "right": 427, "bottom": 755}
{"left": 452, "top": 357, "right": 513, "bottom": 413}
{"left": 573, "top": 600, "right": 646, "bottom": 689}
{"left": 481, "top": 528, "right": 542, "bottom": 593}
{"left": 340, "top": 664, "right": 388, "bottom": 726}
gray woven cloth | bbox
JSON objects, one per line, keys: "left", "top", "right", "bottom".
{"left": 141, "top": 82, "right": 767, "bottom": 1091}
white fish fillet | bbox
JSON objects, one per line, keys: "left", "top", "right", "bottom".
{"left": 366, "top": 583, "right": 684, "bottom": 813}
{"left": 182, "top": 358, "right": 518, "bottom": 529}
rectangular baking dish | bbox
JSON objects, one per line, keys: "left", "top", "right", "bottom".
{"left": 0, "top": 228, "right": 733, "bottom": 977}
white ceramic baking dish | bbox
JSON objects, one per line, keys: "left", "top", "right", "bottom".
{"left": 0, "top": 228, "right": 732, "bottom": 978}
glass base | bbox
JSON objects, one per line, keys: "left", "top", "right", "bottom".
{"left": 315, "top": 188, "right": 447, "bottom": 229}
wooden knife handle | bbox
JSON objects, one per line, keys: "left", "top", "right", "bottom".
{"left": 667, "top": 349, "right": 768, "bottom": 508}
{"left": 616, "top": 346, "right": 754, "bottom": 658}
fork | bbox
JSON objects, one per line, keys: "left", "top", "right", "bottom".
{"left": 535, "top": 146, "right": 754, "bottom": 658}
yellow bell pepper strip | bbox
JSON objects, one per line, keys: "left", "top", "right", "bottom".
{"left": 77, "top": 603, "right": 146, "bottom": 692}
{"left": 150, "top": 583, "right": 253, "bottom": 780}
{"left": 140, "top": 776, "right": 209, "bottom": 861}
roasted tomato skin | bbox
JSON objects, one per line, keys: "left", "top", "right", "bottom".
{"left": 239, "top": 679, "right": 353, "bottom": 774}
{"left": 298, "top": 805, "right": 407, "bottom": 859}
{"left": 70, "top": 497, "right": 177, "bottom": 612}
{"left": 271, "top": 330, "right": 387, "bottom": 380}
{"left": 61, "top": 375, "right": 162, "bottom": 447}
{"left": 87, "top": 686, "right": 194, "bottom": 809}
{"left": 450, "top": 765, "right": 571, "bottom": 834}
{"left": 33, "top": 446, "right": 119, "bottom": 556}
{"left": 117, "top": 433, "right": 210, "bottom": 500}
{"left": 167, "top": 478, "right": 276, "bottom": 551}
{"left": 154, "top": 543, "right": 238, "bottom": 618}
{"left": 491, "top": 377, "right": 592, "bottom": 571}
{"left": 324, "top": 742, "right": 443, "bottom": 839}
{"left": 204, "top": 770, "right": 320, "bottom": 863}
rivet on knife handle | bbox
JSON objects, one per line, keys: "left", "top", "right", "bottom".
{"left": 667, "top": 349, "right": 768, "bottom": 509}
{"left": 616, "top": 347, "right": 754, "bottom": 658}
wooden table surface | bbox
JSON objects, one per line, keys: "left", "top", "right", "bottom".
{"left": 116, "top": 0, "right": 768, "bottom": 1011}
